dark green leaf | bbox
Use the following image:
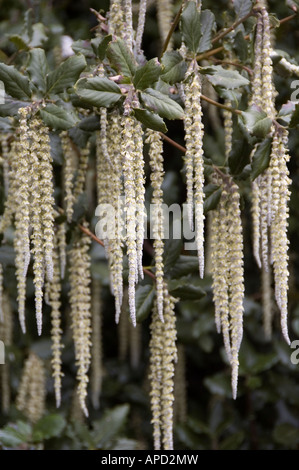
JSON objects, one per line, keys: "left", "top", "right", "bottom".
{"left": 228, "top": 119, "right": 252, "bottom": 175}
{"left": 277, "top": 100, "right": 296, "bottom": 125}
{"left": 140, "top": 88, "right": 184, "bottom": 120}
{"left": 91, "top": 35, "right": 112, "bottom": 60}
{"left": 0, "top": 97, "right": 28, "bottom": 118}
{"left": 203, "top": 184, "right": 222, "bottom": 213}
{"left": 219, "top": 431, "right": 245, "bottom": 450}
{"left": 92, "top": 404, "right": 130, "bottom": 448}
{"left": 273, "top": 424, "right": 299, "bottom": 447}
{"left": 0, "top": 427, "right": 26, "bottom": 447}
{"left": 133, "top": 108, "right": 167, "bottom": 132}
{"left": 107, "top": 39, "right": 137, "bottom": 79}
{"left": 40, "top": 104, "right": 79, "bottom": 130}
{"left": 136, "top": 285, "right": 155, "bottom": 323}
{"left": 32, "top": 415, "right": 66, "bottom": 441}
{"left": 241, "top": 106, "right": 272, "bottom": 138}
{"left": 234, "top": 31, "right": 248, "bottom": 62}
{"left": 169, "top": 255, "right": 199, "bottom": 278}
{"left": 75, "top": 77, "right": 122, "bottom": 108}
{"left": 0, "top": 63, "right": 31, "bottom": 100}
{"left": 28, "top": 48, "right": 49, "bottom": 94}
{"left": 46, "top": 54, "right": 86, "bottom": 96}
{"left": 198, "top": 10, "right": 215, "bottom": 53}
{"left": 233, "top": 0, "right": 253, "bottom": 18}
{"left": 206, "top": 65, "right": 249, "bottom": 89}
{"left": 164, "top": 238, "right": 183, "bottom": 274}
{"left": 180, "top": 1, "right": 202, "bottom": 53}
{"left": 9, "top": 35, "right": 29, "bottom": 50}
{"left": 251, "top": 138, "right": 272, "bottom": 180}
{"left": 161, "top": 51, "right": 187, "bottom": 84}
{"left": 168, "top": 278, "right": 206, "bottom": 300}
{"left": 133, "top": 58, "right": 162, "bottom": 90}
{"left": 78, "top": 114, "right": 100, "bottom": 132}
{"left": 72, "top": 40, "right": 94, "bottom": 58}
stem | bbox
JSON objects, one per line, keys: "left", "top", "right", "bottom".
{"left": 211, "top": 9, "right": 254, "bottom": 44}
{"left": 159, "top": 133, "right": 187, "bottom": 153}
{"left": 160, "top": 2, "right": 184, "bottom": 57}
{"left": 201, "top": 94, "right": 242, "bottom": 115}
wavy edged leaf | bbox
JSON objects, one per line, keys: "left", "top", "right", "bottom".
{"left": 251, "top": 138, "right": 272, "bottom": 180}
{"left": 161, "top": 51, "right": 187, "bottom": 84}
{"left": 203, "top": 184, "right": 222, "bottom": 213}
{"left": 107, "top": 38, "right": 137, "bottom": 79}
{"left": 28, "top": 48, "right": 49, "bottom": 94}
{"left": 133, "top": 108, "right": 167, "bottom": 132}
{"left": 133, "top": 58, "right": 162, "bottom": 90}
{"left": 168, "top": 277, "right": 206, "bottom": 300}
{"left": 0, "top": 97, "right": 28, "bottom": 117}
{"left": 241, "top": 105, "right": 272, "bottom": 138}
{"left": 32, "top": 414, "right": 66, "bottom": 441}
{"left": 233, "top": 0, "right": 253, "bottom": 18}
{"left": 198, "top": 10, "right": 216, "bottom": 53}
{"left": 180, "top": 1, "right": 202, "bottom": 53}
{"left": 136, "top": 284, "right": 155, "bottom": 323}
{"left": 140, "top": 88, "right": 184, "bottom": 120}
{"left": 75, "top": 77, "right": 122, "bottom": 108}
{"left": 46, "top": 53, "right": 86, "bottom": 96}
{"left": 205, "top": 65, "right": 249, "bottom": 89}
{"left": 91, "top": 35, "right": 112, "bottom": 60}
{"left": 0, "top": 63, "right": 31, "bottom": 100}
{"left": 40, "top": 104, "right": 79, "bottom": 130}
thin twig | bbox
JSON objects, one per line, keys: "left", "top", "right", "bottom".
{"left": 201, "top": 94, "right": 242, "bottom": 115}
{"left": 160, "top": 2, "right": 184, "bottom": 57}
{"left": 160, "top": 133, "right": 187, "bottom": 153}
{"left": 212, "top": 10, "right": 254, "bottom": 44}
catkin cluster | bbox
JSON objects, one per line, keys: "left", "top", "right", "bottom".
{"left": 183, "top": 61, "right": 205, "bottom": 278}
{"left": 16, "top": 353, "right": 46, "bottom": 423}
{"left": 0, "top": 109, "right": 55, "bottom": 335}
{"left": 251, "top": 7, "right": 291, "bottom": 343}
{"left": 69, "top": 227, "right": 92, "bottom": 416}
{"left": 210, "top": 177, "right": 244, "bottom": 399}
{"left": 149, "top": 287, "right": 177, "bottom": 450}
{"left": 147, "top": 130, "right": 165, "bottom": 321}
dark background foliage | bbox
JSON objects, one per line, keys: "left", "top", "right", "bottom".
{"left": 0, "top": 0, "right": 299, "bottom": 450}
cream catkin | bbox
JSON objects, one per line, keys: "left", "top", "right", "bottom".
{"left": 61, "top": 131, "right": 77, "bottom": 223}
{"left": 135, "top": 0, "right": 147, "bottom": 56}
{"left": 109, "top": 0, "right": 125, "bottom": 38}
{"left": 0, "top": 133, "right": 10, "bottom": 197}
{"left": 121, "top": 115, "right": 138, "bottom": 326}
{"left": 73, "top": 141, "right": 90, "bottom": 200}
{"left": 47, "top": 240, "right": 63, "bottom": 408}
{"left": 91, "top": 279, "right": 103, "bottom": 409}
{"left": 134, "top": 120, "right": 145, "bottom": 280}
{"left": 184, "top": 61, "right": 205, "bottom": 278}
{"left": 147, "top": 130, "right": 165, "bottom": 321}
{"left": 157, "top": 0, "right": 173, "bottom": 50}
{"left": 0, "top": 292, "right": 13, "bottom": 413}
{"left": 250, "top": 6, "right": 292, "bottom": 343}
{"left": 69, "top": 227, "right": 92, "bottom": 416}
{"left": 210, "top": 177, "right": 244, "bottom": 398}
{"left": 16, "top": 353, "right": 46, "bottom": 423}
{"left": 149, "top": 287, "right": 177, "bottom": 450}
{"left": 57, "top": 222, "right": 67, "bottom": 279}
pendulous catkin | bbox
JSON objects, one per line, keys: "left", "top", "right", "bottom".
{"left": 149, "top": 286, "right": 177, "bottom": 450}
{"left": 69, "top": 226, "right": 92, "bottom": 416}
{"left": 16, "top": 353, "right": 46, "bottom": 423}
